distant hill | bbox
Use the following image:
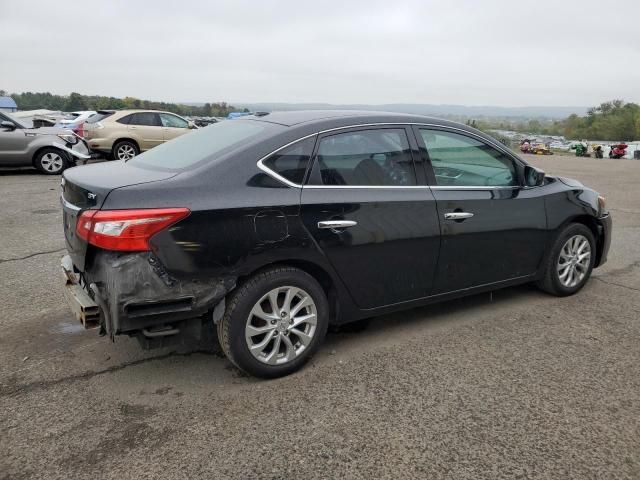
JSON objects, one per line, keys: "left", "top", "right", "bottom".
{"left": 224, "top": 103, "right": 588, "bottom": 120}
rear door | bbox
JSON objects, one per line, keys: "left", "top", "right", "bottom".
{"left": 300, "top": 126, "right": 440, "bottom": 309}
{"left": 127, "top": 112, "right": 163, "bottom": 150}
{"left": 159, "top": 113, "right": 191, "bottom": 142}
{"left": 415, "top": 126, "right": 547, "bottom": 293}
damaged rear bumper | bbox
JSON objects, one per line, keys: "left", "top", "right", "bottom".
{"left": 61, "top": 252, "right": 234, "bottom": 338}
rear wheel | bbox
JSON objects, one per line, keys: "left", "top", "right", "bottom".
{"left": 112, "top": 140, "right": 139, "bottom": 160}
{"left": 536, "top": 223, "right": 596, "bottom": 296}
{"left": 218, "top": 266, "right": 329, "bottom": 378}
{"left": 34, "top": 148, "right": 68, "bottom": 175}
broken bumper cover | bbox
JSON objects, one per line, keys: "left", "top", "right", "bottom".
{"left": 596, "top": 212, "right": 612, "bottom": 267}
{"left": 62, "top": 255, "right": 100, "bottom": 329}
{"left": 61, "top": 252, "right": 234, "bottom": 336}
{"left": 53, "top": 141, "right": 91, "bottom": 160}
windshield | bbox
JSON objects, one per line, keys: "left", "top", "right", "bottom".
{"left": 128, "top": 119, "right": 279, "bottom": 171}
{"left": 1, "top": 111, "right": 30, "bottom": 129}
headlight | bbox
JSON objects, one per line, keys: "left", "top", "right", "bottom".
{"left": 597, "top": 195, "right": 606, "bottom": 214}
{"left": 57, "top": 133, "right": 78, "bottom": 145}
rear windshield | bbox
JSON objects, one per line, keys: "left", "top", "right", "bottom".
{"left": 86, "top": 112, "right": 114, "bottom": 124}
{"left": 128, "top": 119, "right": 276, "bottom": 171}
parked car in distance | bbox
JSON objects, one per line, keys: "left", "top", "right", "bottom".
{"left": 57, "top": 110, "right": 97, "bottom": 126}
{"left": 82, "top": 109, "right": 197, "bottom": 160}
{"left": 0, "top": 111, "right": 90, "bottom": 174}
{"left": 61, "top": 111, "right": 611, "bottom": 378}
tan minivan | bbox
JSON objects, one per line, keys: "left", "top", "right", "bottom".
{"left": 83, "top": 110, "right": 196, "bottom": 160}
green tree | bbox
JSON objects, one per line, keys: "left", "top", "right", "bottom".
{"left": 64, "top": 92, "right": 87, "bottom": 111}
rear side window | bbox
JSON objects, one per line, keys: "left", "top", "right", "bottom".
{"left": 129, "top": 112, "right": 161, "bottom": 126}
{"left": 86, "top": 112, "right": 114, "bottom": 124}
{"left": 310, "top": 128, "right": 416, "bottom": 186}
{"left": 129, "top": 119, "right": 272, "bottom": 170}
{"left": 420, "top": 129, "right": 518, "bottom": 187}
{"left": 262, "top": 136, "right": 315, "bottom": 185}
{"left": 116, "top": 114, "right": 133, "bottom": 125}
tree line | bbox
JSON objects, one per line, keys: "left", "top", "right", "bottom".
{"left": 473, "top": 100, "right": 640, "bottom": 141}
{"left": 0, "top": 90, "right": 247, "bottom": 117}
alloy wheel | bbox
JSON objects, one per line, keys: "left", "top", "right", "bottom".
{"left": 117, "top": 144, "right": 136, "bottom": 160}
{"left": 40, "top": 152, "right": 64, "bottom": 173}
{"left": 245, "top": 286, "right": 317, "bottom": 365}
{"left": 557, "top": 234, "right": 591, "bottom": 288}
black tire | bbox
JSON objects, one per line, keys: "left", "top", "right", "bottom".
{"left": 112, "top": 140, "right": 139, "bottom": 160}
{"left": 33, "top": 148, "right": 68, "bottom": 175}
{"left": 536, "top": 223, "right": 596, "bottom": 296}
{"left": 218, "top": 266, "right": 329, "bottom": 378}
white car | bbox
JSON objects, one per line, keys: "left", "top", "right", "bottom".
{"left": 58, "top": 111, "right": 97, "bottom": 125}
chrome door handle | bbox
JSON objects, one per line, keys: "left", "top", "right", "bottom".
{"left": 444, "top": 212, "right": 474, "bottom": 220}
{"left": 317, "top": 220, "right": 358, "bottom": 230}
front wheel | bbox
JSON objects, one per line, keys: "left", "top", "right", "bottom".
{"left": 218, "top": 266, "right": 329, "bottom": 378}
{"left": 536, "top": 223, "right": 596, "bottom": 296}
{"left": 34, "top": 148, "right": 68, "bottom": 175}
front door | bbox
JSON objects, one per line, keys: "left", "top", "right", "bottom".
{"left": 159, "top": 113, "right": 191, "bottom": 142}
{"left": 0, "top": 118, "right": 29, "bottom": 165}
{"left": 127, "top": 112, "right": 163, "bottom": 150}
{"left": 415, "top": 126, "right": 548, "bottom": 293}
{"left": 300, "top": 126, "right": 440, "bottom": 310}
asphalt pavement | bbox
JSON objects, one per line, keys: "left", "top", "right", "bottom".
{"left": 1, "top": 156, "right": 639, "bottom": 479}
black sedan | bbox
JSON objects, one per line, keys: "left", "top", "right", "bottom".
{"left": 61, "top": 111, "right": 612, "bottom": 378}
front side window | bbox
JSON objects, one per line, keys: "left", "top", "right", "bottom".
{"left": 420, "top": 129, "right": 518, "bottom": 187}
{"left": 129, "top": 112, "right": 161, "bottom": 127}
{"left": 311, "top": 128, "right": 415, "bottom": 186}
{"left": 160, "top": 113, "right": 188, "bottom": 128}
{"left": 263, "top": 136, "right": 315, "bottom": 185}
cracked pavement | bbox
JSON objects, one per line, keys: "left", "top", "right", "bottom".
{"left": 1, "top": 157, "right": 639, "bottom": 480}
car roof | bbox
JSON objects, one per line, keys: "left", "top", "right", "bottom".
{"left": 242, "top": 109, "right": 464, "bottom": 129}
{"left": 110, "top": 109, "right": 182, "bottom": 115}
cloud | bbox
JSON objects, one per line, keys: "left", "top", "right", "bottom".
{"left": 1, "top": 0, "right": 638, "bottom": 106}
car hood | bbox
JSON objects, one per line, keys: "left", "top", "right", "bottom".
{"left": 25, "top": 126, "right": 74, "bottom": 136}
{"left": 556, "top": 176, "right": 585, "bottom": 188}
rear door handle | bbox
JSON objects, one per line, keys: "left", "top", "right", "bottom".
{"left": 318, "top": 220, "right": 358, "bottom": 230}
{"left": 444, "top": 212, "right": 474, "bottom": 220}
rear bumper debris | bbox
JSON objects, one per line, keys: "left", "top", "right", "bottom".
{"left": 62, "top": 251, "right": 235, "bottom": 339}
{"left": 61, "top": 255, "right": 100, "bottom": 329}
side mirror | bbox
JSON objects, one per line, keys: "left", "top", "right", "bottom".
{"left": 1, "top": 120, "right": 16, "bottom": 131}
{"left": 524, "top": 165, "right": 545, "bottom": 187}
{"left": 188, "top": 121, "right": 198, "bottom": 129}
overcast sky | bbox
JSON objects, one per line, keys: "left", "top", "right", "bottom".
{"left": 1, "top": 0, "right": 638, "bottom": 107}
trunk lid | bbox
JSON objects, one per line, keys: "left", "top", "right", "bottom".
{"left": 61, "top": 161, "right": 178, "bottom": 270}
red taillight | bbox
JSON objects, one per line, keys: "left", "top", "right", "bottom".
{"left": 73, "top": 122, "right": 86, "bottom": 138}
{"left": 76, "top": 208, "right": 190, "bottom": 251}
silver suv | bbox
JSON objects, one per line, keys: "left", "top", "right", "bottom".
{"left": 0, "top": 111, "right": 91, "bottom": 174}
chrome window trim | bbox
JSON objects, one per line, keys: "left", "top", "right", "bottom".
{"left": 256, "top": 122, "right": 523, "bottom": 189}
{"left": 303, "top": 185, "right": 518, "bottom": 190}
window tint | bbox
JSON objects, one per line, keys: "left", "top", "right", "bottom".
{"left": 129, "top": 112, "right": 161, "bottom": 126}
{"left": 420, "top": 129, "right": 518, "bottom": 187}
{"left": 129, "top": 119, "right": 272, "bottom": 170}
{"left": 160, "top": 113, "right": 189, "bottom": 128}
{"left": 311, "top": 129, "right": 415, "bottom": 186}
{"left": 263, "top": 136, "right": 315, "bottom": 185}
{"left": 116, "top": 114, "right": 133, "bottom": 125}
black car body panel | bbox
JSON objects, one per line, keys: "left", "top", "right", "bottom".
{"left": 60, "top": 111, "right": 612, "bottom": 339}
